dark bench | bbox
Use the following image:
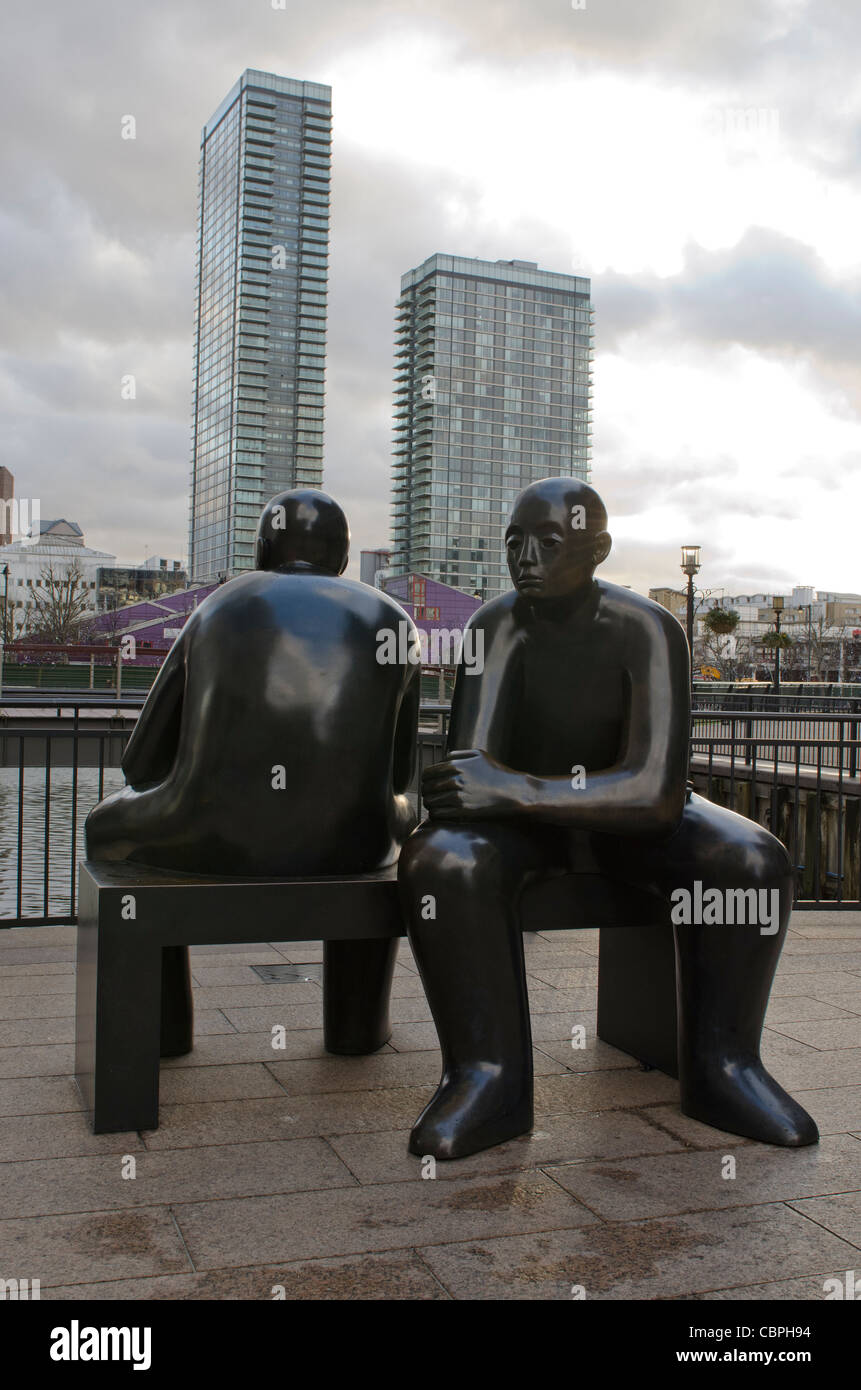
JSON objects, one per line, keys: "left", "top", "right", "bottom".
{"left": 75, "top": 858, "right": 677, "bottom": 1134}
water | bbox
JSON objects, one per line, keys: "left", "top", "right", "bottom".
{"left": 0, "top": 767, "right": 125, "bottom": 921}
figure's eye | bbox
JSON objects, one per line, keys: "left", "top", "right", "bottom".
{"left": 540, "top": 536, "right": 562, "bottom": 549}
{"left": 505, "top": 535, "right": 519, "bottom": 548}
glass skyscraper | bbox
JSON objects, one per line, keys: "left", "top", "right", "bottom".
{"left": 189, "top": 70, "right": 331, "bottom": 582}
{"left": 391, "top": 254, "right": 593, "bottom": 598}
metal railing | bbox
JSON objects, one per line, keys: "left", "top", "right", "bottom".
{"left": 1, "top": 697, "right": 857, "bottom": 927}
{"left": 691, "top": 708, "right": 860, "bottom": 776}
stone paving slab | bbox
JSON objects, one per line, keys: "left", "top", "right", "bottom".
{"left": 0, "top": 926, "right": 75, "bottom": 948}
{"left": 192, "top": 981, "right": 324, "bottom": 1009}
{"left": 0, "top": 1042, "right": 74, "bottom": 1077}
{"left": 0, "top": 993, "right": 77, "bottom": 1020}
{"left": 764, "top": 995, "right": 857, "bottom": 1023}
{"left": 789, "top": 911, "right": 861, "bottom": 935}
{"left": 691, "top": 1271, "right": 854, "bottom": 1299}
{"left": 533, "top": 1068, "right": 680, "bottom": 1113}
{"left": 0, "top": 1138, "right": 356, "bottom": 1220}
{"left": 0, "top": 948, "right": 75, "bottom": 965}
{"left": 635, "top": 1106, "right": 756, "bottom": 1150}
{"left": 0, "top": 1206, "right": 193, "bottom": 1287}
{"left": 415, "top": 1205, "right": 859, "bottom": 1300}
{"left": 327, "top": 1111, "right": 684, "bottom": 1184}
{"left": 44, "top": 1251, "right": 451, "bottom": 1300}
{"left": 0, "top": 971, "right": 75, "bottom": 996}
{"left": 266, "top": 1049, "right": 566, "bottom": 1097}
{"left": 159, "top": 1030, "right": 348, "bottom": 1068}
{"left": 536, "top": 1034, "right": 663, "bottom": 1074}
{"left": 756, "top": 1048, "right": 861, "bottom": 1090}
{"left": 0, "top": 1074, "right": 83, "bottom": 1116}
{"left": 142, "top": 1087, "right": 447, "bottom": 1148}
{"left": 0, "top": 1112, "right": 143, "bottom": 1163}
{"left": 158, "top": 1062, "right": 286, "bottom": 1105}
{"left": 788, "top": 1190, "right": 861, "bottom": 1249}
{"left": 171, "top": 1170, "right": 598, "bottom": 1269}
{"left": 768, "top": 1017, "right": 861, "bottom": 1050}
{"left": 544, "top": 1133, "right": 861, "bottom": 1220}
{"left": 387, "top": 1009, "right": 613, "bottom": 1053}
{"left": 791, "top": 1086, "right": 861, "bottom": 1135}
{"left": 138, "top": 1097, "right": 315, "bottom": 1150}
{"left": 0, "top": 1008, "right": 233, "bottom": 1049}
{"left": 814, "top": 990, "right": 861, "bottom": 1013}
{"left": 770, "top": 972, "right": 861, "bottom": 997}
{"left": 187, "top": 950, "right": 294, "bottom": 968}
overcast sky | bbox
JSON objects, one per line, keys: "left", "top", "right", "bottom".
{"left": 2, "top": 0, "right": 859, "bottom": 596}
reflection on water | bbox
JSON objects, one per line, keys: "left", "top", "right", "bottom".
{"left": 0, "top": 768, "right": 125, "bottom": 920}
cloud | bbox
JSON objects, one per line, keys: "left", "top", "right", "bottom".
{"left": 1, "top": 0, "right": 859, "bottom": 594}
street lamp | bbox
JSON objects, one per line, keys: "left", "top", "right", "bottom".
{"left": 680, "top": 545, "right": 702, "bottom": 664}
{"left": 1, "top": 565, "right": 8, "bottom": 696}
{"left": 772, "top": 595, "right": 784, "bottom": 696}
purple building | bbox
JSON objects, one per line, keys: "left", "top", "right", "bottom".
{"left": 82, "top": 584, "right": 220, "bottom": 665}
{"left": 383, "top": 573, "right": 481, "bottom": 658}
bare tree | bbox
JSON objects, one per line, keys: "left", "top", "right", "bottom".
{"left": 26, "top": 563, "right": 92, "bottom": 644}
{"left": 799, "top": 615, "right": 842, "bottom": 679}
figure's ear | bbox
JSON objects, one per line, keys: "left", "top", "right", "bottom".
{"left": 593, "top": 531, "right": 612, "bottom": 567}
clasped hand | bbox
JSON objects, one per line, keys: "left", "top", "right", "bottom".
{"left": 421, "top": 748, "right": 524, "bottom": 820}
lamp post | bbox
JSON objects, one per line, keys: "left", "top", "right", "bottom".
{"left": 680, "top": 545, "right": 702, "bottom": 673}
{"left": 772, "top": 595, "right": 784, "bottom": 696}
{"left": 0, "top": 565, "right": 8, "bottom": 695}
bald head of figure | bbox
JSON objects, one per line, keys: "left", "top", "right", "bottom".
{"left": 505, "top": 477, "right": 612, "bottom": 601}
{"left": 255, "top": 489, "right": 350, "bottom": 576}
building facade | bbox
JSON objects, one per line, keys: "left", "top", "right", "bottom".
{"left": 391, "top": 254, "right": 593, "bottom": 599}
{"left": 189, "top": 69, "right": 331, "bottom": 583}
{"left": 359, "top": 549, "right": 391, "bottom": 589}
{"left": 0, "top": 521, "right": 116, "bottom": 638}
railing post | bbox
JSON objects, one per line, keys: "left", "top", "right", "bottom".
{"left": 115, "top": 650, "right": 122, "bottom": 699}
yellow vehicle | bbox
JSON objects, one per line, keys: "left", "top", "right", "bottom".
{"left": 699, "top": 666, "right": 721, "bottom": 680}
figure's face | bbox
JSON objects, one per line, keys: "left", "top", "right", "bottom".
{"left": 505, "top": 492, "right": 611, "bottom": 600}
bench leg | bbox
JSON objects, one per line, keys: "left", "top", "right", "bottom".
{"left": 76, "top": 909, "right": 163, "bottom": 1134}
{"left": 323, "top": 938, "right": 398, "bottom": 1054}
{"left": 597, "top": 922, "right": 678, "bottom": 1077}
{"left": 160, "top": 945, "right": 194, "bottom": 1057}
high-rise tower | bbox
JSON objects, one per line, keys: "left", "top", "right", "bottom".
{"left": 391, "top": 255, "right": 593, "bottom": 598}
{"left": 189, "top": 70, "right": 331, "bottom": 582}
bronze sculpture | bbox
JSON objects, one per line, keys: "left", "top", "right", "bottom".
{"left": 85, "top": 489, "right": 420, "bottom": 1058}
{"left": 398, "top": 477, "right": 818, "bottom": 1159}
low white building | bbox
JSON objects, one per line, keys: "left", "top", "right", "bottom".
{"left": 0, "top": 519, "right": 116, "bottom": 638}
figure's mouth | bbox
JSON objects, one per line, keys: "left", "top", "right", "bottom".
{"left": 516, "top": 574, "right": 543, "bottom": 588}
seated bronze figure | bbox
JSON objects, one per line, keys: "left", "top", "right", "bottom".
{"left": 85, "top": 489, "right": 419, "bottom": 1058}
{"left": 398, "top": 477, "right": 819, "bottom": 1159}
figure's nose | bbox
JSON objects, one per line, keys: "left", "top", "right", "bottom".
{"left": 518, "top": 535, "right": 540, "bottom": 569}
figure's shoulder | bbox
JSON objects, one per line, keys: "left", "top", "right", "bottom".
{"left": 597, "top": 580, "right": 687, "bottom": 642}
{"left": 465, "top": 590, "right": 518, "bottom": 631}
